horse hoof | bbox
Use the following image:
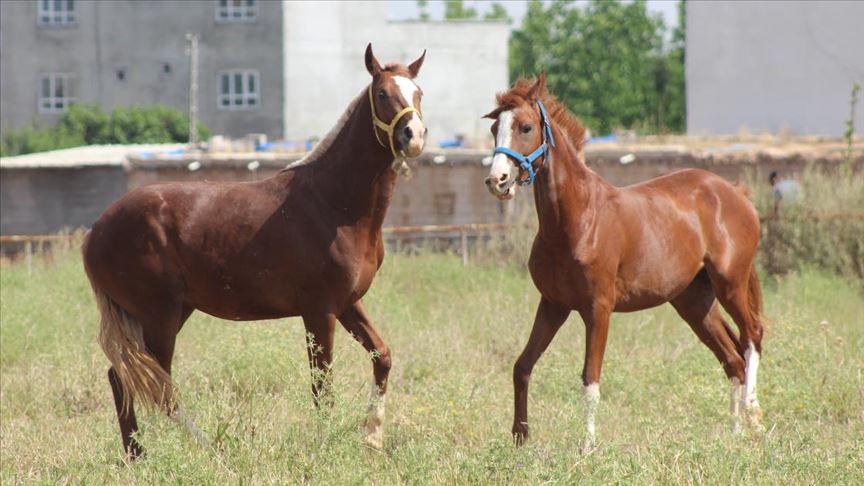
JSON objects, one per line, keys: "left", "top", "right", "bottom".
{"left": 363, "top": 433, "right": 384, "bottom": 450}
{"left": 746, "top": 406, "right": 764, "bottom": 429}
{"left": 581, "top": 436, "right": 597, "bottom": 455}
{"left": 512, "top": 426, "right": 529, "bottom": 447}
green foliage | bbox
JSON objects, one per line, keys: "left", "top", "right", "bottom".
{"left": 484, "top": 3, "right": 511, "bottom": 23}
{"left": 1, "top": 249, "right": 862, "bottom": 483}
{"left": 0, "top": 105, "right": 210, "bottom": 157}
{"left": 750, "top": 167, "right": 864, "bottom": 282}
{"left": 444, "top": 0, "right": 477, "bottom": 20}
{"left": 510, "top": 0, "right": 686, "bottom": 134}
{"left": 416, "top": 0, "right": 430, "bottom": 21}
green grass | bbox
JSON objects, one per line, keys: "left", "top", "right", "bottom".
{"left": 1, "top": 250, "right": 862, "bottom": 484}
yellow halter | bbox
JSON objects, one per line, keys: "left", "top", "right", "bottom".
{"left": 368, "top": 84, "right": 421, "bottom": 158}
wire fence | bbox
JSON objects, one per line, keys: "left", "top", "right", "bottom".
{"left": 3, "top": 213, "right": 863, "bottom": 275}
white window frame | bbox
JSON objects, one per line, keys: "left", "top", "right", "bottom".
{"left": 37, "top": 0, "right": 77, "bottom": 27}
{"left": 38, "top": 73, "right": 76, "bottom": 114}
{"left": 217, "top": 70, "right": 260, "bottom": 110}
{"left": 215, "top": 0, "right": 257, "bottom": 23}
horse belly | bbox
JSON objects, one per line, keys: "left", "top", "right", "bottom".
{"left": 183, "top": 266, "right": 302, "bottom": 320}
{"left": 613, "top": 260, "right": 701, "bottom": 312}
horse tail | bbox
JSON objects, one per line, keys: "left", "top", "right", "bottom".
{"left": 94, "top": 290, "right": 173, "bottom": 413}
{"left": 747, "top": 263, "right": 765, "bottom": 352}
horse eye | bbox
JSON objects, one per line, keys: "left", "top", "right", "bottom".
{"left": 520, "top": 124, "right": 532, "bottom": 134}
{"left": 378, "top": 90, "right": 388, "bottom": 99}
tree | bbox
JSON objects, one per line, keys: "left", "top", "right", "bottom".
{"left": 444, "top": 0, "right": 477, "bottom": 20}
{"left": 484, "top": 3, "right": 511, "bottom": 23}
{"left": 0, "top": 105, "right": 210, "bottom": 157}
{"left": 510, "top": 0, "right": 686, "bottom": 134}
{"left": 416, "top": 0, "right": 430, "bottom": 21}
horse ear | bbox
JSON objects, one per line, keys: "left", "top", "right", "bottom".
{"left": 365, "top": 43, "right": 382, "bottom": 76}
{"left": 482, "top": 107, "right": 501, "bottom": 120}
{"left": 408, "top": 49, "right": 426, "bottom": 78}
{"left": 527, "top": 72, "right": 547, "bottom": 101}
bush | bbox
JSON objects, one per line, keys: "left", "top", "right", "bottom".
{"left": 752, "top": 166, "right": 864, "bottom": 281}
{"left": 0, "top": 104, "right": 210, "bottom": 157}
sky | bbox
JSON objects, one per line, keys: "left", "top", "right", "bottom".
{"left": 388, "top": 0, "right": 681, "bottom": 30}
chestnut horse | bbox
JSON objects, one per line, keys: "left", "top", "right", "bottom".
{"left": 83, "top": 44, "right": 426, "bottom": 458}
{"left": 483, "top": 75, "right": 764, "bottom": 450}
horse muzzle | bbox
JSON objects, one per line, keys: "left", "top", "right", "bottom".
{"left": 484, "top": 175, "right": 516, "bottom": 200}
{"left": 396, "top": 117, "right": 427, "bottom": 159}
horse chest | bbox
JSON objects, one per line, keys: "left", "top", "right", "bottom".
{"left": 529, "top": 242, "right": 600, "bottom": 310}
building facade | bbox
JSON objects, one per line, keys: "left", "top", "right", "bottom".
{"left": 0, "top": 1, "right": 508, "bottom": 146}
{"left": 687, "top": 1, "right": 864, "bottom": 136}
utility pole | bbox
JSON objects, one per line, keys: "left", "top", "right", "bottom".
{"left": 185, "top": 33, "right": 199, "bottom": 146}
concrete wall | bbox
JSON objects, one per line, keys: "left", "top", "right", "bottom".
{"left": 687, "top": 1, "right": 864, "bottom": 136}
{"left": 280, "top": 2, "right": 509, "bottom": 146}
{"left": 0, "top": 0, "right": 284, "bottom": 138}
{"left": 0, "top": 166, "right": 127, "bottom": 234}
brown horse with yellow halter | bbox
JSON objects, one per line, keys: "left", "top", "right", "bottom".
{"left": 483, "top": 75, "right": 764, "bottom": 451}
{"left": 83, "top": 44, "right": 426, "bottom": 458}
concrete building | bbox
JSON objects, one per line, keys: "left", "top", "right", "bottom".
{"left": 0, "top": 1, "right": 508, "bottom": 145}
{"left": 687, "top": 1, "right": 864, "bottom": 136}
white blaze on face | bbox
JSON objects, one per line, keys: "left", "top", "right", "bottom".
{"left": 393, "top": 76, "right": 424, "bottom": 154}
{"left": 489, "top": 110, "right": 517, "bottom": 194}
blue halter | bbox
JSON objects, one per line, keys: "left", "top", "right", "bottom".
{"left": 492, "top": 100, "right": 555, "bottom": 185}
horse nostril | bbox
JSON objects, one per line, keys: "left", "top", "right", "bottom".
{"left": 499, "top": 173, "right": 509, "bottom": 182}
{"left": 424, "top": 127, "right": 429, "bottom": 135}
{"left": 484, "top": 177, "right": 491, "bottom": 186}
{"left": 403, "top": 126, "right": 413, "bottom": 139}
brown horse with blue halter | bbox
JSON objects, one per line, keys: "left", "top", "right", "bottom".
{"left": 483, "top": 75, "right": 765, "bottom": 451}
{"left": 83, "top": 44, "right": 426, "bottom": 458}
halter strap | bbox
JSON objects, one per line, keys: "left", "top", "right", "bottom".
{"left": 368, "top": 84, "right": 421, "bottom": 158}
{"left": 491, "top": 100, "right": 555, "bottom": 186}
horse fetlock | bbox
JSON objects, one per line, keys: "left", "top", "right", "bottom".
{"left": 581, "top": 432, "right": 597, "bottom": 455}
{"left": 363, "top": 391, "right": 386, "bottom": 450}
{"left": 512, "top": 422, "right": 529, "bottom": 447}
{"left": 745, "top": 401, "right": 764, "bottom": 429}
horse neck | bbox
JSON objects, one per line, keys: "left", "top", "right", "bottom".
{"left": 288, "top": 89, "right": 398, "bottom": 230}
{"left": 532, "top": 129, "right": 606, "bottom": 241}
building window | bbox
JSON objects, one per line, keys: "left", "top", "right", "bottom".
{"left": 216, "top": 0, "right": 257, "bottom": 23}
{"left": 38, "top": 73, "right": 75, "bottom": 113}
{"left": 38, "top": 0, "right": 76, "bottom": 26}
{"left": 218, "top": 70, "right": 259, "bottom": 110}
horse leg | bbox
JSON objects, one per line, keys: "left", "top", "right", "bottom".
{"left": 670, "top": 272, "right": 747, "bottom": 433}
{"left": 707, "top": 263, "right": 765, "bottom": 428}
{"left": 302, "top": 312, "right": 337, "bottom": 407}
{"left": 512, "top": 298, "right": 570, "bottom": 446}
{"left": 338, "top": 299, "right": 391, "bottom": 449}
{"left": 105, "top": 302, "right": 197, "bottom": 459}
{"left": 108, "top": 367, "right": 143, "bottom": 459}
{"left": 136, "top": 303, "right": 209, "bottom": 447}
{"left": 578, "top": 298, "right": 613, "bottom": 453}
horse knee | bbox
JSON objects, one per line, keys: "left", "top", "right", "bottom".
{"left": 723, "top": 354, "right": 746, "bottom": 382}
{"left": 513, "top": 359, "right": 532, "bottom": 387}
{"left": 374, "top": 345, "right": 392, "bottom": 373}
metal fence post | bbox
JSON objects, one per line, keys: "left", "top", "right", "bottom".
{"left": 461, "top": 229, "right": 468, "bottom": 266}
{"left": 26, "top": 241, "right": 33, "bottom": 276}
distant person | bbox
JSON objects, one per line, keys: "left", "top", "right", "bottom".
{"left": 769, "top": 171, "right": 802, "bottom": 216}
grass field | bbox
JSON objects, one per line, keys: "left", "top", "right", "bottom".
{"left": 1, "top": 249, "right": 862, "bottom": 484}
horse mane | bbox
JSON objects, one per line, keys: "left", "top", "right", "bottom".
{"left": 286, "top": 87, "right": 367, "bottom": 169}
{"left": 286, "top": 64, "right": 414, "bottom": 170}
{"left": 495, "top": 78, "right": 587, "bottom": 151}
